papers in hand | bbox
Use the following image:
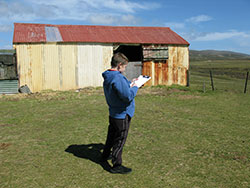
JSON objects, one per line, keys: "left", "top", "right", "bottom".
{"left": 130, "top": 75, "right": 151, "bottom": 88}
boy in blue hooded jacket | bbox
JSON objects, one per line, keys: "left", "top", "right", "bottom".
{"left": 101, "top": 52, "right": 138, "bottom": 174}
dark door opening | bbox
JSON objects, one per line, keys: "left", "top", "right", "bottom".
{"left": 0, "top": 51, "right": 18, "bottom": 80}
{"left": 114, "top": 45, "right": 142, "bottom": 81}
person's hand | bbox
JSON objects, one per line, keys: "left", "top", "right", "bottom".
{"left": 131, "top": 78, "right": 138, "bottom": 82}
{"left": 130, "top": 78, "right": 139, "bottom": 87}
{"left": 130, "top": 82, "right": 139, "bottom": 87}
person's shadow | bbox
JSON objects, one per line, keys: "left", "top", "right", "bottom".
{"left": 65, "top": 143, "right": 111, "bottom": 172}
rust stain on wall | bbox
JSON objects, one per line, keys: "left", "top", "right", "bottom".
{"left": 142, "top": 45, "right": 188, "bottom": 87}
{"left": 142, "top": 61, "right": 152, "bottom": 86}
{"left": 162, "top": 60, "right": 169, "bottom": 85}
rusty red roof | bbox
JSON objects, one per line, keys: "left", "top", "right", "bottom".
{"left": 13, "top": 23, "right": 189, "bottom": 45}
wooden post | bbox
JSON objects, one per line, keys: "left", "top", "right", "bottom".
{"left": 203, "top": 81, "right": 206, "bottom": 93}
{"left": 244, "top": 71, "right": 249, "bottom": 93}
{"left": 186, "top": 70, "right": 190, "bottom": 87}
{"left": 210, "top": 70, "right": 215, "bottom": 91}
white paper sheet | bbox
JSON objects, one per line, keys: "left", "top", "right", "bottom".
{"left": 130, "top": 75, "right": 151, "bottom": 88}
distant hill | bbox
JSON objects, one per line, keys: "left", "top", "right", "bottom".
{"left": 0, "top": 49, "right": 15, "bottom": 54}
{"left": 190, "top": 50, "right": 250, "bottom": 61}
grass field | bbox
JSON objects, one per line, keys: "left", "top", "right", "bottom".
{"left": 0, "top": 59, "right": 250, "bottom": 187}
{"left": 189, "top": 59, "right": 250, "bottom": 93}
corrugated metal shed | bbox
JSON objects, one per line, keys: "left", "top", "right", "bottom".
{"left": 13, "top": 23, "right": 189, "bottom": 45}
{"left": 13, "top": 23, "right": 190, "bottom": 92}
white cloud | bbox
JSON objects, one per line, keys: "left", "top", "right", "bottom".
{"left": 164, "top": 15, "right": 212, "bottom": 33}
{"left": 0, "top": 25, "right": 13, "bottom": 32}
{"left": 186, "top": 15, "right": 212, "bottom": 23}
{"left": 89, "top": 14, "right": 117, "bottom": 25}
{"left": 0, "top": 1, "right": 8, "bottom": 14}
{"left": 193, "top": 30, "right": 250, "bottom": 41}
{"left": 165, "top": 22, "right": 185, "bottom": 29}
{"left": 0, "top": 0, "right": 35, "bottom": 22}
{"left": 78, "top": 0, "right": 160, "bottom": 13}
{"left": 0, "top": 0, "right": 159, "bottom": 25}
{"left": 88, "top": 14, "right": 139, "bottom": 25}
{"left": 120, "top": 15, "right": 138, "bottom": 25}
{"left": 21, "top": 0, "right": 158, "bottom": 20}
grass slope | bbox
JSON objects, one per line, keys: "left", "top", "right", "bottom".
{"left": 190, "top": 50, "right": 250, "bottom": 61}
{"left": 0, "top": 87, "right": 249, "bottom": 187}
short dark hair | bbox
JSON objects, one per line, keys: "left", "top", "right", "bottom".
{"left": 111, "top": 52, "right": 129, "bottom": 68}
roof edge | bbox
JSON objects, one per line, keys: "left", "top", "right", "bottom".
{"left": 14, "top": 22, "right": 172, "bottom": 30}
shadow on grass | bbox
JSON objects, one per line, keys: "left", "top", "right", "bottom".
{"left": 65, "top": 143, "right": 111, "bottom": 173}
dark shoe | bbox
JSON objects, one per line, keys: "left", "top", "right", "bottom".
{"left": 110, "top": 165, "right": 132, "bottom": 174}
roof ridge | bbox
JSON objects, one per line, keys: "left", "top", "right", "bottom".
{"left": 14, "top": 23, "right": 170, "bottom": 29}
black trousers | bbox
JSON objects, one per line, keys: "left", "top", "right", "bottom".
{"left": 102, "top": 115, "right": 131, "bottom": 166}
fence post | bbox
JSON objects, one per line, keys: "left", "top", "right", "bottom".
{"left": 203, "top": 81, "right": 206, "bottom": 93}
{"left": 186, "top": 70, "right": 190, "bottom": 87}
{"left": 209, "top": 70, "right": 215, "bottom": 91}
{"left": 244, "top": 71, "right": 249, "bottom": 93}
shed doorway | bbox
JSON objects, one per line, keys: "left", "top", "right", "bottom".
{"left": 114, "top": 45, "right": 143, "bottom": 81}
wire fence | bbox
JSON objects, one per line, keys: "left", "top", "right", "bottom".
{"left": 189, "top": 59, "right": 250, "bottom": 94}
{"left": 188, "top": 69, "right": 249, "bottom": 94}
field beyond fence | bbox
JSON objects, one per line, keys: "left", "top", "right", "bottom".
{"left": 189, "top": 59, "right": 250, "bottom": 93}
{"left": 0, "top": 59, "right": 250, "bottom": 187}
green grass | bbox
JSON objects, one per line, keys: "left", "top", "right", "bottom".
{"left": 1, "top": 85, "right": 249, "bottom": 187}
{"left": 0, "top": 49, "right": 15, "bottom": 53}
{"left": 190, "top": 59, "right": 250, "bottom": 93}
{"left": 1, "top": 59, "right": 250, "bottom": 187}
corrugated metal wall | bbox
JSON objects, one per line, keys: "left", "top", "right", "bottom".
{"left": 142, "top": 45, "right": 189, "bottom": 86}
{"left": 15, "top": 43, "right": 112, "bottom": 92}
{"left": 59, "top": 44, "right": 77, "bottom": 90}
{"left": 30, "top": 45, "right": 43, "bottom": 92}
{"left": 16, "top": 44, "right": 32, "bottom": 88}
{"left": 15, "top": 43, "right": 188, "bottom": 91}
{"left": 78, "top": 43, "right": 112, "bottom": 88}
{"left": 0, "top": 80, "right": 19, "bottom": 94}
{"left": 43, "top": 44, "right": 60, "bottom": 90}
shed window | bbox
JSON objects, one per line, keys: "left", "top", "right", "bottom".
{"left": 143, "top": 47, "right": 168, "bottom": 60}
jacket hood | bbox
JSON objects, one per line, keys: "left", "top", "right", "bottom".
{"left": 102, "top": 70, "right": 120, "bottom": 84}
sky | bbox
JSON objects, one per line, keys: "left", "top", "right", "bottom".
{"left": 1, "top": 0, "right": 250, "bottom": 54}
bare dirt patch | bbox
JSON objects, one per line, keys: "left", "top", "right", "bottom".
{"left": 76, "top": 87, "right": 104, "bottom": 95}
{"left": 0, "top": 124, "right": 15, "bottom": 127}
{"left": 0, "top": 143, "right": 11, "bottom": 150}
{"left": 138, "top": 87, "right": 188, "bottom": 96}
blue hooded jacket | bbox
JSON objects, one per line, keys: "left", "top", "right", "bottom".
{"left": 102, "top": 70, "right": 138, "bottom": 119}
